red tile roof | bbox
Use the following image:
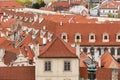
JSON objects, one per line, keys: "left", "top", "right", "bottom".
{"left": 80, "top": 52, "right": 91, "bottom": 67}
{"left": 101, "top": 51, "right": 120, "bottom": 68}
{"left": 80, "top": 67, "right": 112, "bottom": 80}
{"left": 56, "top": 23, "right": 120, "bottom": 46}
{"left": 100, "top": 0, "right": 118, "bottom": 9}
{"left": 0, "top": 66, "right": 35, "bottom": 80}
{"left": 0, "top": 0, "right": 23, "bottom": 9}
{"left": 3, "top": 50, "right": 17, "bottom": 65}
{"left": 39, "top": 37, "right": 77, "bottom": 58}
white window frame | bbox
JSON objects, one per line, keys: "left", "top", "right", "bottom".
{"left": 75, "top": 33, "right": 81, "bottom": 43}
{"left": 116, "top": 33, "right": 120, "bottom": 42}
{"left": 103, "top": 33, "right": 109, "bottom": 42}
{"left": 61, "top": 32, "right": 68, "bottom": 42}
{"left": 89, "top": 33, "right": 95, "bottom": 42}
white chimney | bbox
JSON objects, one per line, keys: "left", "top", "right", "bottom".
{"left": 35, "top": 44, "right": 39, "bottom": 59}
{"left": 0, "top": 48, "right": 5, "bottom": 62}
{"left": 0, "top": 16, "right": 3, "bottom": 22}
{"left": 76, "top": 43, "right": 80, "bottom": 59}
{"left": 69, "top": 0, "right": 71, "bottom": 4}
{"left": 60, "top": 21, "right": 63, "bottom": 26}
{"left": 43, "top": 37, "right": 47, "bottom": 45}
{"left": 98, "top": 57, "right": 101, "bottom": 67}
{"left": 34, "top": 14, "right": 38, "bottom": 22}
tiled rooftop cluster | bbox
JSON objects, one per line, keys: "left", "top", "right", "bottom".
{"left": 0, "top": 0, "right": 120, "bottom": 80}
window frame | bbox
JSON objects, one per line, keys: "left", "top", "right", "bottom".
{"left": 75, "top": 33, "right": 81, "bottom": 42}
{"left": 102, "top": 33, "right": 109, "bottom": 42}
{"left": 61, "top": 32, "right": 68, "bottom": 42}
{"left": 64, "top": 61, "right": 71, "bottom": 71}
{"left": 116, "top": 33, "right": 120, "bottom": 42}
{"left": 44, "top": 61, "right": 51, "bottom": 71}
{"left": 89, "top": 33, "right": 95, "bottom": 42}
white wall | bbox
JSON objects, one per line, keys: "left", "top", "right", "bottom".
{"left": 36, "top": 58, "right": 79, "bottom": 80}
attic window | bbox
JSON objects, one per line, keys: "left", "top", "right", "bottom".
{"left": 103, "top": 33, "right": 109, "bottom": 42}
{"left": 61, "top": 32, "right": 68, "bottom": 42}
{"left": 89, "top": 33, "right": 95, "bottom": 42}
{"left": 63, "top": 35, "right": 66, "bottom": 39}
{"left": 116, "top": 33, "right": 120, "bottom": 42}
{"left": 75, "top": 33, "right": 81, "bottom": 43}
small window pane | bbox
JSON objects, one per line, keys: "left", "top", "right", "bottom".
{"left": 117, "top": 48, "right": 120, "bottom": 55}
{"left": 64, "top": 61, "right": 71, "bottom": 71}
{"left": 104, "top": 36, "right": 108, "bottom": 39}
{"left": 91, "top": 36, "right": 94, "bottom": 39}
{"left": 76, "top": 36, "right": 80, "bottom": 39}
{"left": 118, "top": 36, "right": 120, "bottom": 39}
{"left": 111, "top": 48, "right": 115, "bottom": 55}
{"left": 45, "top": 61, "right": 51, "bottom": 71}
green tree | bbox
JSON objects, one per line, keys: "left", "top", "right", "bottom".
{"left": 32, "top": 1, "right": 46, "bottom": 9}
{"left": 32, "top": 3, "right": 40, "bottom": 9}
{"left": 16, "top": 0, "right": 24, "bottom": 5}
{"left": 108, "top": 13, "right": 114, "bottom": 18}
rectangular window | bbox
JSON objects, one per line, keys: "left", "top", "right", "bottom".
{"left": 64, "top": 61, "right": 71, "bottom": 71}
{"left": 45, "top": 61, "right": 51, "bottom": 71}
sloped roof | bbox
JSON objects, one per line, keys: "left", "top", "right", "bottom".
{"left": 0, "top": 66, "right": 35, "bottom": 80}
{"left": 80, "top": 52, "right": 91, "bottom": 67}
{"left": 101, "top": 51, "right": 120, "bottom": 68}
{"left": 39, "top": 37, "right": 77, "bottom": 58}
{"left": 80, "top": 67, "right": 112, "bottom": 80}
{"left": 0, "top": 0, "right": 23, "bottom": 8}
{"left": 100, "top": 0, "right": 118, "bottom": 9}
{"left": 56, "top": 23, "right": 120, "bottom": 46}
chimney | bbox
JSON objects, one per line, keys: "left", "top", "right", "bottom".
{"left": 0, "top": 16, "right": 3, "bottom": 22}
{"left": 76, "top": 43, "right": 80, "bottom": 59}
{"left": 98, "top": 57, "right": 101, "bottom": 67}
{"left": 60, "top": 21, "right": 63, "bottom": 26}
{"left": 69, "top": 0, "right": 71, "bottom": 5}
{"left": 35, "top": 44, "right": 40, "bottom": 59}
{"left": 0, "top": 48, "right": 5, "bottom": 61}
{"left": 43, "top": 37, "right": 47, "bottom": 45}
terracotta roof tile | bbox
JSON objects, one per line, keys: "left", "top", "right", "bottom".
{"left": 56, "top": 23, "right": 120, "bottom": 46}
{"left": 101, "top": 51, "right": 120, "bottom": 68}
{"left": 39, "top": 37, "right": 77, "bottom": 58}
{"left": 80, "top": 52, "right": 91, "bottom": 67}
{"left": 0, "top": 66, "right": 35, "bottom": 80}
{"left": 0, "top": 0, "right": 23, "bottom": 8}
{"left": 80, "top": 67, "right": 112, "bottom": 80}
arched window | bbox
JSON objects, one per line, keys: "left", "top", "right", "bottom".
{"left": 116, "top": 33, "right": 120, "bottom": 42}
{"left": 117, "top": 48, "right": 120, "bottom": 55}
{"left": 83, "top": 47, "right": 87, "bottom": 52}
{"left": 90, "top": 47, "right": 94, "bottom": 55}
{"left": 110, "top": 48, "right": 115, "bottom": 55}
{"left": 97, "top": 48, "right": 101, "bottom": 55}
{"left": 104, "top": 47, "right": 108, "bottom": 52}
{"left": 89, "top": 33, "right": 95, "bottom": 42}
{"left": 61, "top": 32, "right": 68, "bottom": 42}
{"left": 103, "top": 33, "right": 109, "bottom": 42}
{"left": 75, "top": 33, "right": 81, "bottom": 43}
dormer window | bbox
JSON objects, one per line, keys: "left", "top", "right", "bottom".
{"left": 61, "top": 32, "right": 68, "bottom": 42}
{"left": 75, "top": 33, "right": 81, "bottom": 43}
{"left": 89, "top": 33, "right": 95, "bottom": 42}
{"left": 116, "top": 33, "right": 120, "bottom": 42}
{"left": 103, "top": 33, "right": 109, "bottom": 42}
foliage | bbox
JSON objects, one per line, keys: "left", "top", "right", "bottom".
{"left": 32, "top": 1, "right": 46, "bottom": 9}
{"left": 117, "top": 13, "right": 120, "bottom": 18}
{"left": 16, "top": 0, "right": 24, "bottom": 5}
{"left": 16, "top": 0, "right": 32, "bottom": 6}
{"left": 108, "top": 13, "right": 114, "bottom": 18}
{"left": 32, "top": 3, "right": 40, "bottom": 9}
